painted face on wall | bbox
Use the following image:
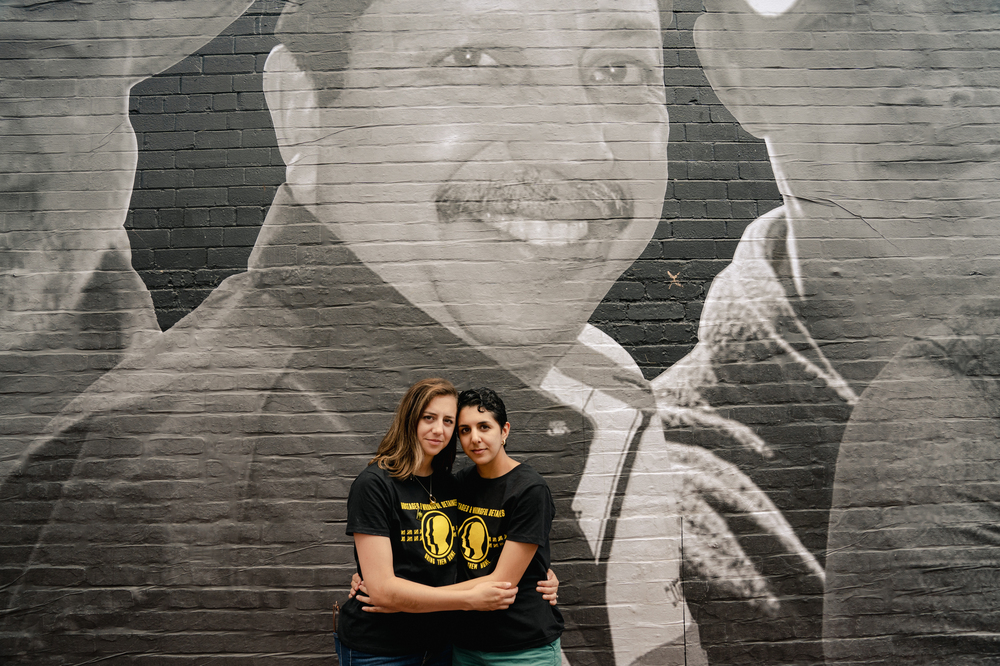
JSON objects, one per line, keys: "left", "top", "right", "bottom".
{"left": 802, "top": 0, "right": 1000, "bottom": 189}
{"left": 699, "top": 0, "right": 1000, "bottom": 208}
{"left": 277, "top": 0, "right": 669, "bottom": 350}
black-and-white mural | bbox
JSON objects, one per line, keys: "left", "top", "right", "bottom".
{"left": 2, "top": 0, "right": 998, "bottom": 663}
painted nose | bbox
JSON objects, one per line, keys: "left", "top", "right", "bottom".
{"left": 505, "top": 108, "right": 615, "bottom": 181}
{"left": 494, "top": 70, "right": 616, "bottom": 181}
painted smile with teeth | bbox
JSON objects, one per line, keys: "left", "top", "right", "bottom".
{"left": 436, "top": 169, "right": 632, "bottom": 246}
{"left": 481, "top": 211, "right": 589, "bottom": 246}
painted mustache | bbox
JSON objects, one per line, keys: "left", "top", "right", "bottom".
{"left": 436, "top": 169, "right": 633, "bottom": 246}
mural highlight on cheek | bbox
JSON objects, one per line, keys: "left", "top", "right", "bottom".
{"left": 4, "top": 0, "right": 998, "bottom": 664}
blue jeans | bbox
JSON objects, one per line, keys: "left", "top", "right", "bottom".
{"left": 334, "top": 635, "right": 452, "bottom": 666}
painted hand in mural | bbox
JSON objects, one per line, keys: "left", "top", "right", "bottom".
{"left": 664, "top": 440, "right": 823, "bottom": 609}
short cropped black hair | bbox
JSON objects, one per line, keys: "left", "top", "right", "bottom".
{"left": 458, "top": 387, "right": 509, "bottom": 436}
{"left": 276, "top": 0, "right": 674, "bottom": 105}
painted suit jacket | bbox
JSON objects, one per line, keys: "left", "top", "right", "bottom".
{"left": 825, "top": 305, "right": 1000, "bottom": 665}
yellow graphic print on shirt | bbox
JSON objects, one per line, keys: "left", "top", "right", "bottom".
{"left": 420, "top": 510, "right": 456, "bottom": 564}
{"left": 458, "top": 516, "right": 490, "bottom": 564}
{"left": 457, "top": 516, "right": 507, "bottom": 570}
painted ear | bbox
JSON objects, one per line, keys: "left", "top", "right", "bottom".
{"left": 693, "top": 12, "right": 771, "bottom": 138}
{"left": 263, "top": 44, "right": 320, "bottom": 167}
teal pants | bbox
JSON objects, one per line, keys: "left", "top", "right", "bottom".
{"left": 452, "top": 638, "right": 560, "bottom": 666}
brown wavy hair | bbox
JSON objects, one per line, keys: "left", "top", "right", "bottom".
{"left": 370, "top": 378, "right": 458, "bottom": 479}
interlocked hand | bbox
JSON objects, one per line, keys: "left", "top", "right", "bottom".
{"left": 664, "top": 441, "right": 825, "bottom": 614}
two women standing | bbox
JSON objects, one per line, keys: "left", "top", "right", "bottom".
{"left": 335, "top": 379, "right": 563, "bottom": 665}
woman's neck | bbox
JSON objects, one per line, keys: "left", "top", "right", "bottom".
{"left": 415, "top": 458, "right": 434, "bottom": 477}
{"left": 476, "top": 450, "right": 519, "bottom": 480}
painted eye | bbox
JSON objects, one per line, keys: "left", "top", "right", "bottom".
{"left": 438, "top": 47, "right": 501, "bottom": 68}
{"left": 589, "top": 60, "right": 647, "bottom": 85}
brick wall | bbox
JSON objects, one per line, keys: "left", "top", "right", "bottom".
{"left": 6, "top": 0, "right": 996, "bottom": 664}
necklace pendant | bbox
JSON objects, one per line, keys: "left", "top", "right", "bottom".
{"left": 428, "top": 494, "right": 437, "bottom": 505}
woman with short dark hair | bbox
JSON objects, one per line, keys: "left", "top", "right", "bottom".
{"left": 450, "top": 387, "right": 564, "bottom": 666}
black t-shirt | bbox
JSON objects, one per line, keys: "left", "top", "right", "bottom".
{"left": 453, "top": 463, "right": 564, "bottom": 652}
{"left": 338, "top": 464, "right": 460, "bottom": 655}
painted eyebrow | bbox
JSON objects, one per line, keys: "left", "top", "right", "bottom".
{"left": 600, "top": 18, "right": 662, "bottom": 32}
{"left": 583, "top": 19, "right": 665, "bottom": 53}
{"left": 576, "top": 11, "right": 663, "bottom": 34}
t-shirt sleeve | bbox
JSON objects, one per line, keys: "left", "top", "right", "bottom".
{"left": 346, "top": 469, "right": 394, "bottom": 537}
{"left": 504, "top": 481, "right": 554, "bottom": 546}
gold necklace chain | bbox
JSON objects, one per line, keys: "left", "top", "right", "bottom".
{"left": 413, "top": 474, "right": 436, "bottom": 504}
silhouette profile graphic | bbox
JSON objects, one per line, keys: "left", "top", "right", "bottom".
{"left": 459, "top": 516, "right": 490, "bottom": 564}
{"left": 421, "top": 511, "right": 454, "bottom": 558}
